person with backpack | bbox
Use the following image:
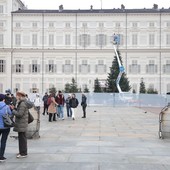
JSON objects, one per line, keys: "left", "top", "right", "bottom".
{"left": 69, "top": 94, "right": 79, "bottom": 120}
{"left": 42, "top": 92, "right": 48, "bottom": 115}
{"left": 48, "top": 94, "right": 58, "bottom": 122}
{"left": 0, "top": 94, "right": 12, "bottom": 162}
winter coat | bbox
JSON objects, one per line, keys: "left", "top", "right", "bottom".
{"left": 81, "top": 95, "right": 87, "bottom": 107}
{"left": 0, "top": 101, "right": 12, "bottom": 129}
{"left": 48, "top": 97, "right": 57, "bottom": 114}
{"left": 34, "top": 97, "right": 41, "bottom": 107}
{"left": 42, "top": 95, "right": 48, "bottom": 104}
{"left": 13, "top": 99, "right": 34, "bottom": 132}
{"left": 69, "top": 98, "right": 79, "bottom": 108}
{"left": 55, "top": 94, "right": 65, "bottom": 106}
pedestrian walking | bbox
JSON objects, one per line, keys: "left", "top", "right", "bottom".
{"left": 48, "top": 94, "right": 58, "bottom": 122}
{"left": 69, "top": 94, "right": 79, "bottom": 120}
{"left": 55, "top": 91, "right": 65, "bottom": 120}
{"left": 12, "top": 91, "right": 34, "bottom": 158}
{"left": 42, "top": 92, "right": 48, "bottom": 115}
{"left": 0, "top": 94, "right": 12, "bottom": 162}
{"left": 81, "top": 93, "right": 87, "bottom": 118}
{"left": 65, "top": 94, "right": 72, "bottom": 117}
{"left": 33, "top": 94, "right": 41, "bottom": 114}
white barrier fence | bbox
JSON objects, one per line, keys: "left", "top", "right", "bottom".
{"left": 27, "top": 93, "right": 170, "bottom": 108}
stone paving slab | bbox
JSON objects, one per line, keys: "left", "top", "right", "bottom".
{"left": 1, "top": 106, "right": 170, "bottom": 170}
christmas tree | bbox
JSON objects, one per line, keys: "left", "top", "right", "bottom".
{"left": 94, "top": 78, "right": 102, "bottom": 92}
{"left": 106, "top": 50, "right": 131, "bottom": 92}
{"left": 139, "top": 78, "right": 146, "bottom": 93}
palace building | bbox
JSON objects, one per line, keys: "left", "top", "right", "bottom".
{"left": 0, "top": 0, "right": 170, "bottom": 94}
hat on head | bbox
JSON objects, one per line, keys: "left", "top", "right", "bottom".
{"left": 0, "top": 94, "right": 5, "bottom": 101}
{"left": 16, "top": 91, "right": 26, "bottom": 97}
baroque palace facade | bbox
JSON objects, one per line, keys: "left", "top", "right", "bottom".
{"left": 0, "top": 0, "right": 170, "bottom": 94}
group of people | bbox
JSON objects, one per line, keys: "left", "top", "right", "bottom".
{"left": 0, "top": 91, "right": 34, "bottom": 162}
{"left": 0, "top": 90, "right": 87, "bottom": 162}
{"left": 42, "top": 91, "right": 87, "bottom": 122}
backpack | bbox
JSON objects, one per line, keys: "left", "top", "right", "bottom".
{"left": 47, "top": 97, "right": 52, "bottom": 106}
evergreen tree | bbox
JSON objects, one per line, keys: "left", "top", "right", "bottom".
{"left": 49, "top": 87, "right": 57, "bottom": 96}
{"left": 147, "top": 87, "right": 158, "bottom": 94}
{"left": 70, "top": 78, "right": 79, "bottom": 93}
{"left": 64, "top": 83, "right": 71, "bottom": 93}
{"left": 106, "top": 50, "right": 131, "bottom": 92}
{"left": 139, "top": 78, "right": 146, "bottom": 93}
{"left": 94, "top": 78, "right": 102, "bottom": 92}
{"left": 84, "top": 86, "right": 89, "bottom": 93}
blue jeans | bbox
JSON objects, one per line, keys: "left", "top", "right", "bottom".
{"left": 66, "top": 105, "right": 72, "bottom": 117}
{"left": 57, "top": 105, "right": 64, "bottom": 118}
{"left": 0, "top": 128, "right": 10, "bottom": 158}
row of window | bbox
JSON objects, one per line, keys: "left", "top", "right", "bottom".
{"left": 0, "top": 59, "right": 170, "bottom": 75}
{"left": 1, "top": 33, "right": 170, "bottom": 47}
{"left": 10, "top": 21, "right": 170, "bottom": 29}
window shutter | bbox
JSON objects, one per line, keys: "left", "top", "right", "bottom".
{"left": 29, "top": 65, "right": 32, "bottom": 73}
{"left": 138, "top": 65, "right": 141, "bottom": 73}
{"left": 62, "top": 65, "right": 65, "bottom": 73}
{"left": 54, "top": 65, "right": 57, "bottom": 73}
{"left": 88, "top": 65, "right": 90, "bottom": 73}
{"left": 155, "top": 65, "right": 158, "bottom": 73}
{"left": 71, "top": 65, "right": 73, "bottom": 73}
{"left": 21, "top": 65, "right": 24, "bottom": 73}
{"left": 104, "top": 65, "right": 107, "bottom": 73}
{"left": 146, "top": 65, "right": 148, "bottom": 73}
{"left": 79, "top": 65, "right": 81, "bottom": 73}
{"left": 12, "top": 65, "right": 15, "bottom": 73}
{"left": 38, "top": 65, "right": 40, "bottom": 73}
{"left": 45, "top": 64, "right": 48, "bottom": 73}
{"left": 129, "top": 65, "right": 132, "bottom": 73}
{"left": 95, "top": 65, "right": 98, "bottom": 73}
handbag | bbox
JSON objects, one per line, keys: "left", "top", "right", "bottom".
{"left": 3, "top": 113, "right": 14, "bottom": 127}
{"left": 28, "top": 111, "right": 34, "bottom": 124}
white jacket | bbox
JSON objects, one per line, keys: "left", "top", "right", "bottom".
{"left": 34, "top": 97, "right": 41, "bottom": 107}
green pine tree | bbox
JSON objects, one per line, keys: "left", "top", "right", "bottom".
{"left": 64, "top": 83, "right": 71, "bottom": 93}
{"left": 139, "top": 78, "right": 146, "bottom": 93}
{"left": 70, "top": 78, "right": 79, "bottom": 93}
{"left": 49, "top": 87, "right": 57, "bottom": 95}
{"left": 106, "top": 50, "right": 131, "bottom": 92}
{"left": 94, "top": 78, "right": 102, "bottom": 92}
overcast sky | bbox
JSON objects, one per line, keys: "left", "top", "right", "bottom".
{"left": 22, "top": 0, "right": 170, "bottom": 10}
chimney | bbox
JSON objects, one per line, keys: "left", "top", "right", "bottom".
{"left": 59, "top": 5, "right": 63, "bottom": 12}
{"left": 121, "top": 4, "right": 125, "bottom": 10}
{"left": 90, "top": 5, "right": 93, "bottom": 10}
{"left": 153, "top": 4, "right": 158, "bottom": 9}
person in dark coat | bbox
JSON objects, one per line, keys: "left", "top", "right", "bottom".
{"left": 65, "top": 94, "right": 72, "bottom": 117}
{"left": 42, "top": 92, "right": 48, "bottom": 115}
{"left": 81, "top": 93, "right": 87, "bottom": 118}
{"left": 12, "top": 91, "right": 33, "bottom": 159}
{"left": 69, "top": 94, "right": 79, "bottom": 120}
{"left": 0, "top": 94, "right": 12, "bottom": 162}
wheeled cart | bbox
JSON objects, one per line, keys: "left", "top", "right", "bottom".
{"left": 26, "top": 107, "right": 40, "bottom": 139}
{"left": 159, "top": 104, "right": 170, "bottom": 139}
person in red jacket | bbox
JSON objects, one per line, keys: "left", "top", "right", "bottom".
{"left": 55, "top": 91, "right": 65, "bottom": 120}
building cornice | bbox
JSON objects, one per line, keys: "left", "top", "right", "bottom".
{"left": 1, "top": 48, "right": 170, "bottom": 53}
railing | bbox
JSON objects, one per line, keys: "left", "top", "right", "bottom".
{"left": 28, "top": 93, "right": 170, "bottom": 108}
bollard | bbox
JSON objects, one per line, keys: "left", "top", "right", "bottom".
{"left": 26, "top": 107, "right": 40, "bottom": 139}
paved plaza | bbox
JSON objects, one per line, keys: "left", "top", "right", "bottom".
{"left": 1, "top": 106, "right": 170, "bottom": 170}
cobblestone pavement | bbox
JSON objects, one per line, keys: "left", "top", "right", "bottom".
{"left": 1, "top": 106, "right": 170, "bottom": 170}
